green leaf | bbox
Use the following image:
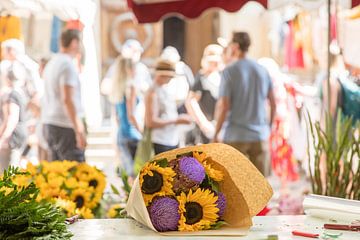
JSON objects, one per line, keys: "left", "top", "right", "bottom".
{"left": 176, "top": 152, "right": 194, "bottom": 159}
{"left": 200, "top": 174, "right": 220, "bottom": 193}
{"left": 111, "top": 184, "right": 120, "bottom": 195}
{"left": 211, "top": 221, "right": 227, "bottom": 230}
{"left": 120, "top": 169, "right": 132, "bottom": 195}
{"left": 155, "top": 158, "right": 168, "bottom": 168}
{"left": 209, "top": 178, "right": 220, "bottom": 193}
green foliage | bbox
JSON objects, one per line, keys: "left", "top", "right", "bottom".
{"left": 0, "top": 167, "right": 73, "bottom": 239}
{"left": 120, "top": 169, "right": 132, "bottom": 196}
{"left": 111, "top": 184, "right": 120, "bottom": 195}
{"left": 210, "top": 221, "right": 227, "bottom": 230}
{"left": 306, "top": 111, "right": 360, "bottom": 200}
{"left": 200, "top": 174, "right": 219, "bottom": 193}
{"left": 107, "top": 168, "right": 133, "bottom": 219}
{"left": 176, "top": 151, "right": 194, "bottom": 159}
{"left": 154, "top": 158, "right": 168, "bottom": 168}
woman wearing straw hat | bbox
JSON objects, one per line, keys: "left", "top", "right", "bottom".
{"left": 145, "top": 59, "right": 192, "bottom": 155}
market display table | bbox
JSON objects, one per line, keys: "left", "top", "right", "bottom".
{"left": 69, "top": 215, "right": 360, "bottom": 240}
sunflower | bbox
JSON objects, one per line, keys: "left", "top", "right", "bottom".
{"left": 87, "top": 171, "right": 106, "bottom": 193}
{"left": 0, "top": 186, "right": 13, "bottom": 196}
{"left": 86, "top": 192, "right": 103, "bottom": 209}
{"left": 177, "top": 188, "right": 219, "bottom": 231}
{"left": 64, "top": 177, "right": 78, "bottom": 189}
{"left": 76, "top": 207, "right": 94, "bottom": 219}
{"left": 12, "top": 174, "right": 31, "bottom": 187}
{"left": 75, "top": 163, "right": 95, "bottom": 181}
{"left": 47, "top": 174, "right": 65, "bottom": 188}
{"left": 26, "top": 162, "right": 38, "bottom": 176}
{"left": 107, "top": 203, "right": 125, "bottom": 218}
{"left": 193, "top": 152, "right": 224, "bottom": 182}
{"left": 71, "top": 188, "right": 92, "bottom": 209}
{"left": 139, "top": 162, "right": 176, "bottom": 206}
{"left": 35, "top": 174, "right": 46, "bottom": 186}
{"left": 55, "top": 198, "right": 76, "bottom": 217}
{"left": 42, "top": 161, "right": 69, "bottom": 176}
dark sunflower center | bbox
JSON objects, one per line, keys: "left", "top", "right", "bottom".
{"left": 141, "top": 171, "right": 163, "bottom": 194}
{"left": 185, "top": 202, "right": 203, "bottom": 225}
{"left": 89, "top": 179, "right": 98, "bottom": 188}
{"left": 75, "top": 196, "right": 85, "bottom": 208}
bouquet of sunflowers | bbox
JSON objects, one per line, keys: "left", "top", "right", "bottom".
{"left": 126, "top": 143, "right": 273, "bottom": 235}
{"left": 12, "top": 160, "right": 106, "bottom": 219}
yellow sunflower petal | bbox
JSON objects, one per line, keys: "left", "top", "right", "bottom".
{"left": 177, "top": 188, "right": 219, "bottom": 231}
{"left": 139, "top": 162, "right": 176, "bottom": 206}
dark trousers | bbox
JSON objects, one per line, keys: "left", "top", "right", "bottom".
{"left": 153, "top": 143, "right": 177, "bottom": 155}
{"left": 126, "top": 139, "right": 138, "bottom": 159}
{"left": 43, "top": 124, "right": 85, "bottom": 162}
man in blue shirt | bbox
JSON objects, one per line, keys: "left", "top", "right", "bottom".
{"left": 213, "top": 32, "right": 276, "bottom": 177}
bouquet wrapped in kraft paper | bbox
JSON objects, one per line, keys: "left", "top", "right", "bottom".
{"left": 125, "top": 143, "right": 273, "bottom": 235}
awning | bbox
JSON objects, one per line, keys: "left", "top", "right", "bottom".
{"left": 127, "top": 0, "right": 268, "bottom": 23}
{"left": 353, "top": 0, "right": 360, "bottom": 7}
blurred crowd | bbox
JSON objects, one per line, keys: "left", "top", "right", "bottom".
{"left": 0, "top": 29, "right": 85, "bottom": 173}
{"left": 1, "top": 28, "right": 358, "bottom": 181}
{"left": 101, "top": 32, "right": 277, "bottom": 178}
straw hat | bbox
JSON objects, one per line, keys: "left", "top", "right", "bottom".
{"left": 155, "top": 59, "right": 176, "bottom": 78}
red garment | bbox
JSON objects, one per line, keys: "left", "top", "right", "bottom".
{"left": 127, "top": 0, "right": 267, "bottom": 23}
{"left": 66, "top": 20, "right": 84, "bottom": 31}
{"left": 284, "top": 21, "right": 304, "bottom": 69}
{"left": 269, "top": 77, "right": 301, "bottom": 183}
{"left": 331, "top": 14, "right": 337, "bottom": 41}
{"left": 270, "top": 121, "right": 299, "bottom": 183}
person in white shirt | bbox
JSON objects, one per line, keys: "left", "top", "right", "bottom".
{"left": 41, "top": 29, "right": 86, "bottom": 162}
{"left": 145, "top": 59, "right": 192, "bottom": 154}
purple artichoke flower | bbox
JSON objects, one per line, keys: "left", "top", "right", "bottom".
{"left": 216, "top": 192, "right": 226, "bottom": 218}
{"left": 178, "top": 157, "right": 205, "bottom": 184}
{"left": 149, "top": 197, "right": 180, "bottom": 232}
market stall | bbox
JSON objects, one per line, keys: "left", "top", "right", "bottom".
{"left": 0, "top": 0, "right": 102, "bottom": 127}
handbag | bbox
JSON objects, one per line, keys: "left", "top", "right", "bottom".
{"left": 133, "top": 128, "right": 154, "bottom": 175}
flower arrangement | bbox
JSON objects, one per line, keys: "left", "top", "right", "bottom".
{"left": 12, "top": 160, "right": 106, "bottom": 219}
{"left": 139, "top": 152, "right": 225, "bottom": 232}
{"left": 125, "top": 143, "right": 273, "bottom": 235}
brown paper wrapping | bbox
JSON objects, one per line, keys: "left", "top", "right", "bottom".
{"left": 125, "top": 143, "right": 273, "bottom": 235}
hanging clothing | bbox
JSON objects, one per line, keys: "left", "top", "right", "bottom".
{"left": 0, "top": 15, "right": 22, "bottom": 42}
{"left": 339, "top": 78, "right": 360, "bottom": 123}
{"left": 269, "top": 74, "right": 300, "bottom": 182}
{"left": 66, "top": 20, "right": 84, "bottom": 31}
{"left": 284, "top": 20, "right": 304, "bottom": 69}
{"left": 331, "top": 14, "right": 337, "bottom": 41}
{"left": 50, "top": 16, "right": 62, "bottom": 53}
{"left": 0, "top": 15, "right": 22, "bottom": 59}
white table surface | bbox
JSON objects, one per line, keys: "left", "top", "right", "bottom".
{"left": 68, "top": 215, "right": 360, "bottom": 240}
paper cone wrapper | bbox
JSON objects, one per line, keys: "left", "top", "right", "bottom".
{"left": 125, "top": 143, "right": 273, "bottom": 235}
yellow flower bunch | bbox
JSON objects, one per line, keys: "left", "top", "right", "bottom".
{"left": 12, "top": 161, "right": 106, "bottom": 219}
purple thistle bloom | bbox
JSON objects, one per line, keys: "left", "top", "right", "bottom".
{"left": 216, "top": 192, "right": 226, "bottom": 218}
{"left": 149, "top": 197, "right": 180, "bottom": 232}
{"left": 178, "top": 157, "right": 205, "bottom": 184}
